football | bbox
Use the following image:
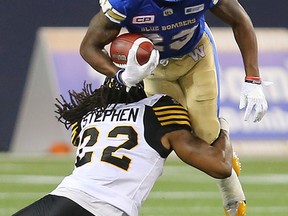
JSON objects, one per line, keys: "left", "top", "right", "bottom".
{"left": 110, "top": 33, "right": 155, "bottom": 66}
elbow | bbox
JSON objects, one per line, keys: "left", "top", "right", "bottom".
{"left": 212, "top": 170, "right": 232, "bottom": 179}
{"left": 79, "top": 37, "right": 96, "bottom": 61}
{"left": 79, "top": 41, "right": 88, "bottom": 60}
{"left": 79, "top": 40, "right": 98, "bottom": 67}
{"left": 211, "top": 163, "right": 232, "bottom": 179}
{"left": 219, "top": 166, "right": 232, "bottom": 179}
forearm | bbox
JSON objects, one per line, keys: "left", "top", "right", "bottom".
{"left": 80, "top": 11, "right": 121, "bottom": 77}
{"left": 232, "top": 20, "right": 260, "bottom": 77}
{"left": 80, "top": 45, "right": 119, "bottom": 77}
{"left": 212, "top": 129, "right": 233, "bottom": 178}
{"left": 213, "top": 129, "right": 233, "bottom": 166}
{"left": 211, "top": 0, "right": 260, "bottom": 78}
{"left": 170, "top": 129, "right": 232, "bottom": 179}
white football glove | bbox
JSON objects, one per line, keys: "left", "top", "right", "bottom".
{"left": 239, "top": 82, "right": 268, "bottom": 122}
{"left": 116, "top": 48, "right": 160, "bottom": 88}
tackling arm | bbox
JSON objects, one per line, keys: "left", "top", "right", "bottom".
{"left": 80, "top": 11, "right": 121, "bottom": 77}
{"left": 162, "top": 128, "right": 233, "bottom": 179}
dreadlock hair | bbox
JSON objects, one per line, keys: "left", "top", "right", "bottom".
{"left": 55, "top": 77, "right": 147, "bottom": 129}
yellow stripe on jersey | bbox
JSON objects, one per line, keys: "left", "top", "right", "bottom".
{"left": 161, "top": 120, "right": 191, "bottom": 126}
{"left": 157, "top": 114, "right": 190, "bottom": 122}
{"left": 71, "top": 121, "right": 78, "bottom": 128}
{"left": 71, "top": 122, "right": 79, "bottom": 146}
{"left": 101, "top": 0, "right": 126, "bottom": 23}
{"left": 153, "top": 105, "right": 191, "bottom": 127}
{"left": 154, "top": 109, "right": 188, "bottom": 116}
{"left": 153, "top": 105, "right": 185, "bottom": 111}
{"left": 106, "top": 8, "right": 126, "bottom": 23}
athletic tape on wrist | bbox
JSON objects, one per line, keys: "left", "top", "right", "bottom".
{"left": 245, "top": 76, "right": 262, "bottom": 84}
{"left": 115, "top": 68, "right": 125, "bottom": 85}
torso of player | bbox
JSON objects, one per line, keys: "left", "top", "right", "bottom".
{"left": 103, "top": 0, "right": 219, "bottom": 58}
{"left": 55, "top": 94, "right": 191, "bottom": 215}
{"left": 69, "top": 95, "right": 171, "bottom": 211}
{"left": 74, "top": 94, "right": 166, "bottom": 182}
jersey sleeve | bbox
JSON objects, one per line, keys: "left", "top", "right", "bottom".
{"left": 143, "top": 95, "right": 192, "bottom": 158}
{"left": 100, "top": 0, "right": 127, "bottom": 25}
{"left": 152, "top": 95, "right": 192, "bottom": 133}
{"left": 209, "top": 0, "right": 221, "bottom": 8}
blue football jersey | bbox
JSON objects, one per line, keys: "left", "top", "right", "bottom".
{"left": 101, "top": 0, "right": 220, "bottom": 59}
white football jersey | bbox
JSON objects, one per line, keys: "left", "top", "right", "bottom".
{"left": 51, "top": 94, "right": 191, "bottom": 216}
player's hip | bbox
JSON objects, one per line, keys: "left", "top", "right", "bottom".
{"left": 151, "top": 32, "right": 220, "bottom": 81}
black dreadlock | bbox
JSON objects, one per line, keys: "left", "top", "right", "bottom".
{"left": 55, "top": 78, "right": 146, "bottom": 129}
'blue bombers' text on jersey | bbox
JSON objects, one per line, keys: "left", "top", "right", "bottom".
{"left": 101, "top": 0, "right": 220, "bottom": 59}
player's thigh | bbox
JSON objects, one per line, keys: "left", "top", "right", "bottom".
{"left": 180, "top": 34, "right": 220, "bottom": 143}
{"left": 144, "top": 75, "right": 186, "bottom": 107}
{"left": 13, "top": 194, "right": 94, "bottom": 216}
{"left": 144, "top": 55, "right": 198, "bottom": 106}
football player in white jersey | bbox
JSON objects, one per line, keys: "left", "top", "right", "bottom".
{"left": 79, "top": 0, "right": 269, "bottom": 215}
{"left": 13, "top": 78, "right": 233, "bottom": 216}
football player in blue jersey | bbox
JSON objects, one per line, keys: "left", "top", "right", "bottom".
{"left": 80, "top": 0, "right": 268, "bottom": 215}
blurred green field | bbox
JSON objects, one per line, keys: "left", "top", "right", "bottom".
{"left": 1, "top": 153, "right": 288, "bottom": 216}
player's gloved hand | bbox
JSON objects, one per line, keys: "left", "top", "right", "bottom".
{"left": 115, "top": 48, "right": 160, "bottom": 88}
{"left": 239, "top": 76, "right": 268, "bottom": 122}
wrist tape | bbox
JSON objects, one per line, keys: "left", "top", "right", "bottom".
{"left": 245, "top": 76, "right": 261, "bottom": 84}
{"left": 115, "top": 68, "right": 125, "bottom": 85}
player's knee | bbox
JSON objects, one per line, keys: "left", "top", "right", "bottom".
{"left": 193, "top": 118, "right": 220, "bottom": 144}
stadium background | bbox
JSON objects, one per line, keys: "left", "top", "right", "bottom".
{"left": 1, "top": 0, "right": 288, "bottom": 153}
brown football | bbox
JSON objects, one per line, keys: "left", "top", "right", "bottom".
{"left": 110, "top": 33, "right": 154, "bottom": 66}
